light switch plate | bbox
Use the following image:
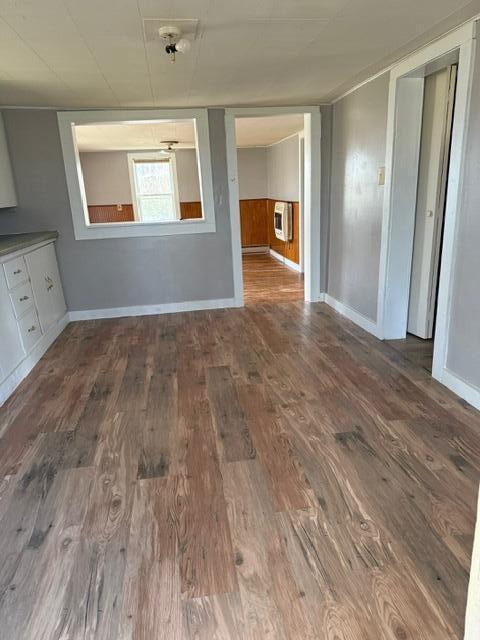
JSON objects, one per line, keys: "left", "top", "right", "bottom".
{"left": 378, "top": 166, "right": 386, "bottom": 186}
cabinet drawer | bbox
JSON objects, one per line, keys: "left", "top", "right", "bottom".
{"left": 18, "top": 308, "right": 42, "bottom": 353}
{"left": 9, "top": 281, "right": 34, "bottom": 318}
{"left": 3, "top": 256, "right": 28, "bottom": 289}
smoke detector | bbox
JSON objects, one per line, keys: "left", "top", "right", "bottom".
{"left": 158, "top": 25, "right": 191, "bottom": 63}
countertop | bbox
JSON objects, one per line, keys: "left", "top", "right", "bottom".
{"left": 0, "top": 231, "right": 58, "bottom": 258}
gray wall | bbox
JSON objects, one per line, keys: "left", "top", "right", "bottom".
{"left": 236, "top": 147, "right": 267, "bottom": 199}
{"left": 320, "top": 105, "right": 332, "bottom": 293}
{"left": 328, "top": 73, "right": 389, "bottom": 321}
{"left": 0, "top": 108, "right": 235, "bottom": 311}
{"left": 266, "top": 135, "right": 300, "bottom": 202}
{"left": 80, "top": 148, "right": 202, "bottom": 205}
{"left": 80, "top": 151, "right": 132, "bottom": 204}
{"left": 446, "top": 43, "right": 480, "bottom": 388}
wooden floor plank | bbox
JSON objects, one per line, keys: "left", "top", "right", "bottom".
{"left": 183, "top": 592, "right": 245, "bottom": 640}
{"left": 206, "top": 366, "right": 256, "bottom": 463}
{"left": 222, "top": 459, "right": 313, "bottom": 640}
{"left": 179, "top": 465, "right": 237, "bottom": 599}
{"left": 120, "top": 476, "right": 185, "bottom": 640}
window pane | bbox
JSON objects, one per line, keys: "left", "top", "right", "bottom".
{"left": 134, "top": 161, "right": 172, "bottom": 195}
{"left": 138, "top": 195, "right": 176, "bottom": 222}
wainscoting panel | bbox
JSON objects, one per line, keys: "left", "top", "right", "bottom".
{"left": 239, "top": 198, "right": 300, "bottom": 265}
{"left": 88, "top": 204, "right": 134, "bottom": 224}
{"left": 240, "top": 198, "right": 269, "bottom": 247}
{"left": 180, "top": 201, "right": 203, "bottom": 219}
{"left": 87, "top": 202, "right": 203, "bottom": 223}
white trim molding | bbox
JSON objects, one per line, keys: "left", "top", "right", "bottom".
{"left": 57, "top": 108, "right": 216, "bottom": 240}
{"left": 465, "top": 487, "right": 480, "bottom": 640}
{"left": 0, "top": 313, "right": 69, "bottom": 407}
{"left": 376, "top": 21, "right": 477, "bottom": 404}
{"left": 437, "top": 369, "right": 480, "bottom": 412}
{"left": 269, "top": 248, "right": 302, "bottom": 273}
{"left": 224, "top": 106, "right": 322, "bottom": 306}
{"left": 68, "top": 297, "right": 239, "bottom": 321}
{"left": 324, "top": 294, "right": 383, "bottom": 339}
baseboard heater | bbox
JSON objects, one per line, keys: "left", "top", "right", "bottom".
{"left": 242, "top": 245, "right": 269, "bottom": 254}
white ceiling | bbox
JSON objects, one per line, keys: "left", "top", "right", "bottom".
{"left": 235, "top": 115, "right": 304, "bottom": 147}
{"left": 0, "top": 0, "right": 478, "bottom": 108}
{"left": 75, "top": 120, "right": 197, "bottom": 152}
{"left": 76, "top": 114, "right": 304, "bottom": 151}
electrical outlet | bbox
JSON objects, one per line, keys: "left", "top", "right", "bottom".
{"left": 116, "top": 204, "right": 123, "bottom": 211}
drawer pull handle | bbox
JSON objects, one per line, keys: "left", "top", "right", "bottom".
{"left": 13, "top": 269, "right": 22, "bottom": 275}
{"left": 45, "top": 276, "right": 54, "bottom": 291}
{"left": 27, "top": 325, "right": 36, "bottom": 333}
{"left": 19, "top": 295, "right": 29, "bottom": 302}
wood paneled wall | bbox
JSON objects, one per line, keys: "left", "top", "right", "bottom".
{"left": 88, "top": 204, "right": 134, "bottom": 224}
{"left": 240, "top": 198, "right": 300, "bottom": 266}
{"left": 240, "top": 199, "right": 269, "bottom": 247}
{"left": 180, "top": 201, "right": 203, "bottom": 219}
{"left": 88, "top": 202, "right": 203, "bottom": 223}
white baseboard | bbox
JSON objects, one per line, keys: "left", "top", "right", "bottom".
{"left": 324, "top": 294, "right": 383, "bottom": 339}
{"left": 68, "top": 297, "right": 239, "bottom": 321}
{"left": 437, "top": 368, "right": 480, "bottom": 412}
{"left": 269, "top": 248, "right": 302, "bottom": 273}
{"left": 242, "top": 245, "right": 269, "bottom": 254}
{"left": 0, "top": 313, "right": 69, "bottom": 407}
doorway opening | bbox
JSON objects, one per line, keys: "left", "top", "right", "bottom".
{"left": 225, "top": 106, "right": 322, "bottom": 307}
{"left": 378, "top": 24, "right": 475, "bottom": 390}
{"left": 395, "top": 63, "right": 457, "bottom": 372}
{"left": 231, "top": 114, "right": 305, "bottom": 305}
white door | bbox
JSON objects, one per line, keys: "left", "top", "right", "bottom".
{"left": 408, "top": 65, "right": 456, "bottom": 339}
{"left": 0, "top": 271, "right": 25, "bottom": 380}
{"left": 26, "top": 243, "right": 66, "bottom": 333}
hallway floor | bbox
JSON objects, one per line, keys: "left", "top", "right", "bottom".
{"left": 0, "top": 302, "right": 478, "bottom": 638}
{"left": 242, "top": 252, "right": 304, "bottom": 305}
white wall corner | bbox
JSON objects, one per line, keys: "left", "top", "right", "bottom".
{"left": 269, "top": 248, "right": 302, "bottom": 273}
{"left": 324, "top": 294, "right": 383, "bottom": 339}
{"left": 436, "top": 368, "right": 480, "bottom": 412}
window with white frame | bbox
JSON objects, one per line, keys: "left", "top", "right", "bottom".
{"left": 128, "top": 152, "right": 180, "bottom": 223}
{"left": 57, "top": 110, "right": 216, "bottom": 240}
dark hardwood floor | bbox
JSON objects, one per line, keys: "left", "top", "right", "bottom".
{"left": 242, "top": 253, "right": 304, "bottom": 305}
{"left": 0, "top": 302, "right": 479, "bottom": 639}
{"left": 387, "top": 333, "right": 434, "bottom": 374}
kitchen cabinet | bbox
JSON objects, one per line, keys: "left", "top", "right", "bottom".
{"left": 0, "top": 236, "right": 66, "bottom": 405}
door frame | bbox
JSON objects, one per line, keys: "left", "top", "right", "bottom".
{"left": 377, "top": 21, "right": 476, "bottom": 383}
{"left": 224, "top": 106, "right": 322, "bottom": 305}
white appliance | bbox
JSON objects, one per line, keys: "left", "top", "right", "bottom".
{"left": 274, "top": 201, "right": 292, "bottom": 241}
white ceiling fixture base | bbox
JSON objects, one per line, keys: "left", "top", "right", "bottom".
{"left": 143, "top": 18, "right": 199, "bottom": 43}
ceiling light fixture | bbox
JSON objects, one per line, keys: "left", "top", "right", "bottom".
{"left": 158, "top": 140, "right": 178, "bottom": 154}
{"left": 158, "top": 26, "right": 191, "bottom": 63}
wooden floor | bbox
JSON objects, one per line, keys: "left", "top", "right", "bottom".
{"left": 242, "top": 253, "right": 304, "bottom": 305}
{"left": 0, "top": 302, "right": 479, "bottom": 639}
{"left": 387, "top": 333, "right": 434, "bottom": 374}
